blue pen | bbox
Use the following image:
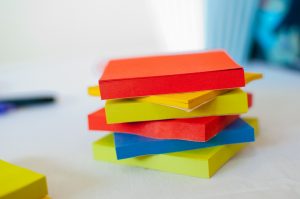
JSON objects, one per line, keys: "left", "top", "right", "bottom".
{"left": 0, "top": 95, "right": 55, "bottom": 116}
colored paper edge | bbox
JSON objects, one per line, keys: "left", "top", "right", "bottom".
{"left": 93, "top": 136, "right": 247, "bottom": 178}
{"left": 88, "top": 72, "right": 261, "bottom": 111}
{"left": 92, "top": 117, "right": 258, "bottom": 178}
{"left": 104, "top": 89, "right": 248, "bottom": 123}
{"left": 88, "top": 108, "right": 240, "bottom": 142}
{"left": 137, "top": 72, "right": 261, "bottom": 110}
{"left": 113, "top": 118, "right": 255, "bottom": 159}
{"left": 87, "top": 72, "right": 261, "bottom": 98}
{"left": 100, "top": 51, "right": 242, "bottom": 81}
{"left": 99, "top": 68, "right": 245, "bottom": 99}
{"left": 88, "top": 86, "right": 100, "bottom": 97}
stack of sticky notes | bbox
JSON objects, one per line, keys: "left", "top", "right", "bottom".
{"left": 88, "top": 50, "right": 262, "bottom": 178}
{"left": 0, "top": 160, "right": 50, "bottom": 199}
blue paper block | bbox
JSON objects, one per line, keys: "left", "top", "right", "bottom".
{"left": 114, "top": 118, "right": 254, "bottom": 159}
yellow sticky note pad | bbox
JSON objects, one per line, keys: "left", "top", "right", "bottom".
{"left": 88, "top": 72, "right": 262, "bottom": 111}
{"left": 243, "top": 117, "right": 259, "bottom": 136}
{"left": 105, "top": 89, "right": 249, "bottom": 123}
{"left": 93, "top": 118, "right": 258, "bottom": 178}
{"left": 88, "top": 86, "right": 100, "bottom": 97}
{"left": 0, "top": 160, "right": 48, "bottom": 199}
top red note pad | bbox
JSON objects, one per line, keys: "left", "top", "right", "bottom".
{"left": 99, "top": 50, "right": 245, "bottom": 99}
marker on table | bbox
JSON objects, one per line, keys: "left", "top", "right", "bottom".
{"left": 0, "top": 96, "right": 55, "bottom": 115}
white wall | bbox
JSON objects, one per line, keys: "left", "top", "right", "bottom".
{"left": 0, "top": 0, "right": 205, "bottom": 64}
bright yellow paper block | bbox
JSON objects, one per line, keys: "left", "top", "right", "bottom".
{"left": 0, "top": 160, "right": 48, "bottom": 199}
{"left": 93, "top": 118, "right": 258, "bottom": 178}
{"left": 88, "top": 72, "right": 262, "bottom": 111}
{"left": 42, "top": 196, "right": 51, "bottom": 199}
{"left": 88, "top": 86, "right": 100, "bottom": 97}
{"left": 105, "top": 89, "right": 249, "bottom": 123}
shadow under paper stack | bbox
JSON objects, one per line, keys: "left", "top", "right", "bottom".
{"left": 87, "top": 50, "right": 262, "bottom": 178}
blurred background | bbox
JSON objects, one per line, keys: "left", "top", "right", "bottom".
{"left": 1, "top": 1, "right": 300, "bottom": 198}
{"left": 0, "top": 0, "right": 299, "bottom": 68}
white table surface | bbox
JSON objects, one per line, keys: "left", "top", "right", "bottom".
{"left": 1, "top": 60, "right": 300, "bottom": 199}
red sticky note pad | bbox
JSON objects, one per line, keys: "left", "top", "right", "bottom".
{"left": 99, "top": 50, "right": 245, "bottom": 99}
{"left": 89, "top": 109, "right": 238, "bottom": 142}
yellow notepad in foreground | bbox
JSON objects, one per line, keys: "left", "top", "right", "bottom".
{"left": 88, "top": 72, "right": 262, "bottom": 111}
{"left": 105, "top": 89, "right": 249, "bottom": 123}
{"left": 93, "top": 118, "right": 258, "bottom": 178}
{"left": 0, "top": 160, "right": 48, "bottom": 199}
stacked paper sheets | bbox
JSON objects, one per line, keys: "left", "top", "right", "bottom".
{"left": 87, "top": 50, "right": 262, "bottom": 178}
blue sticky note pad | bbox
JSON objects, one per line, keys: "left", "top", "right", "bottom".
{"left": 114, "top": 118, "right": 254, "bottom": 159}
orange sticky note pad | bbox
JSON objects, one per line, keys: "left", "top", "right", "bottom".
{"left": 99, "top": 50, "right": 245, "bottom": 99}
